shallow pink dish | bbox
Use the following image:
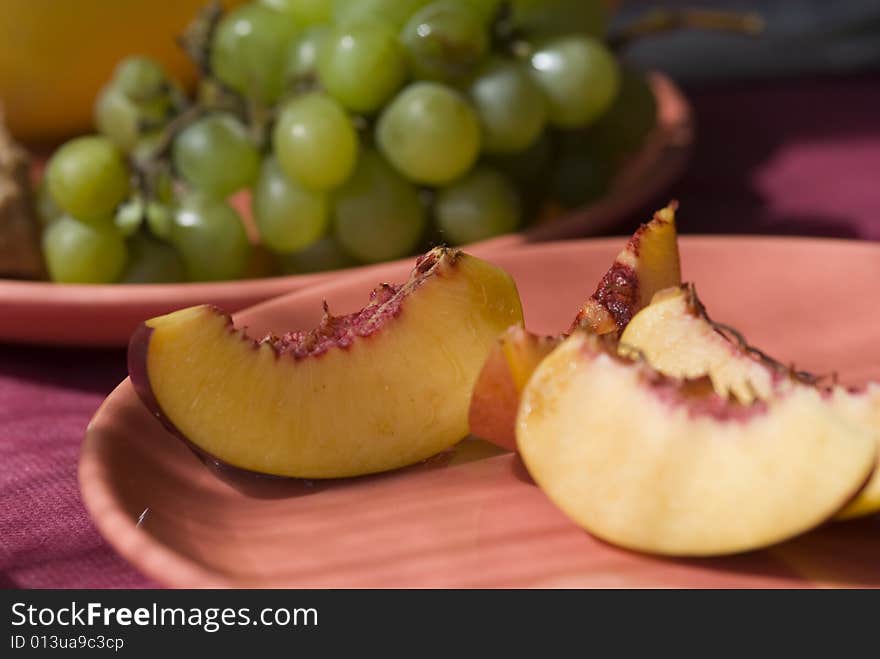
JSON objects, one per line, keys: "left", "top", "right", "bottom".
{"left": 0, "top": 73, "right": 691, "bottom": 347}
{"left": 80, "top": 236, "right": 880, "bottom": 588}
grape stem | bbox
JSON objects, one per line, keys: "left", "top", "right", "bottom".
{"left": 245, "top": 98, "right": 274, "bottom": 150}
{"left": 489, "top": 1, "right": 523, "bottom": 55}
{"left": 131, "top": 0, "right": 270, "bottom": 200}
{"left": 176, "top": 0, "right": 269, "bottom": 147}
{"left": 131, "top": 104, "right": 204, "bottom": 201}
{"left": 609, "top": 8, "right": 765, "bottom": 50}
{"left": 176, "top": 1, "right": 223, "bottom": 79}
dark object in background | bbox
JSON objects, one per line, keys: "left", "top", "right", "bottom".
{"left": 616, "top": 0, "right": 880, "bottom": 82}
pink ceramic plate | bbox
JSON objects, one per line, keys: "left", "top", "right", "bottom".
{"left": 1, "top": 74, "right": 691, "bottom": 347}
{"left": 80, "top": 236, "right": 880, "bottom": 588}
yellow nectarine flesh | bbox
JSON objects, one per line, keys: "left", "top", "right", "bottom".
{"left": 130, "top": 248, "right": 523, "bottom": 478}
{"left": 517, "top": 333, "right": 876, "bottom": 556}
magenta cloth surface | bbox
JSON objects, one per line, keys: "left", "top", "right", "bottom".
{"left": 1, "top": 74, "right": 879, "bottom": 589}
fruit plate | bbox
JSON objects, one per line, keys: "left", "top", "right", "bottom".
{"left": 79, "top": 236, "right": 880, "bottom": 588}
{"left": 0, "top": 73, "right": 691, "bottom": 348}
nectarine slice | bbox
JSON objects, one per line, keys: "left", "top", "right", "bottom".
{"left": 517, "top": 333, "right": 876, "bottom": 556}
{"left": 572, "top": 203, "right": 681, "bottom": 334}
{"left": 619, "top": 285, "right": 777, "bottom": 404}
{"left": 468, "top": 327, "right": 561, "bottom": 451}
{"left": 468, "top": 204, "right": 683, "bottom": 449}
{"left": 621, "top": 284, "right": 880, "bottom": 520}
{"left": 129, "top": 248, "right": 523, "bottom": 478}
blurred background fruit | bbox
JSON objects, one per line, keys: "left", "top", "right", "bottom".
{"left": 0, "top": 0, "right": 243, "bottom": 145}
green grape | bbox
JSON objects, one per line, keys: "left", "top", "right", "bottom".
{"left": 261, "top": 0, "right": 333, "bottom": 26}
{"left": 121, "top": 233, "right": 186, "bottom": 283}
{"left": 486, "top": 131, "right": 552, "bottom": 219}
{"left": 511, "top": 0, "right": 607, "bottom": 39}
{"left": 284, "top": 26, "right": 327, "bottom": 84}
{"left": 145, "top": 202, "right": 173, "bottom": 239}
{"left": 113, "top": 57, "right": 167, "bottom": 102}
{"left": 42, "top": 216, "right": 127, "bottom": 284}
{"left": 486, "top": 130, "right": 552, "bottom": 185}
{"left": 114, "top": 198, "right": 144, "bottom": 236}
{"left": 460, "top": 0, "right": 502, "bottom": 24}
{"left": 585, "top": 69, "right": 658, "bottom": 160}
{"left": 94, "top": 85, "right": 169, "bottom": 151}
{"left": 253, "top": 158, "right": 329, "bottom": 253}
{"left": 376, "top": 82, "right": 481, "bottom": 185}
{"left": 469, "top": 58, "right": 546, "bottom": 154}
{"left": 96, "top": 57, "right": 171, "bottom": 151}
{"left": 333, "top": 149, "right": 426, "bottom": 263}
{"left": 172, "top": 113, "right": 260, "bottom": 198}
{"left": 130, "top": 135, "right": 175, "bottom": 206}
{"left": 169, "top": 193, "right": 252, "bottom": 282}
{"left": 45, "top": 135, "right": 130, "bottom": 223}
{"left": 550, "top": 151, "right": 613, "bottom": 209}
{"left": 401, "top": 1, "right": 488, "bottom": 82}
{"left": 94, "top": 86, "right": 140, "bottom": 151}
{"left": 211, "top": 3, "right": 299, "bottom": 104}
{"left": 276, "top": 236, "right": 358, "bottom": 274}
{"left": 273, "top": 92, "right": 358, "bottom": 191}
{"left": 334, "top": 0, "right": 431, "bottom": 29}
{"left": 35, "top": 180, "right": 62, "bottom": 226}
{"left": 529, "top": 36, "right": 620, "bottom": 128}
{"left": 317, "top": 20, "right": 407, "bottom": 114}
{"left": 435, "top": 167, "right": 520, "bottom": 244}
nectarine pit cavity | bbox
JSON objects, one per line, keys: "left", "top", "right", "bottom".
{"left": 590, "top": 262, "right": 639, "bottom": 330}
{"left": 264, "top": 250, "right": 444, "bottom": 358}
{"left": 584, "top": 334, "right": 770, "bottom": 422}
{"left": 645, "top": 374, "right": 769, "bottom": 422}
{"left": 266, "top": 285, "right": 402, "bottom": 357}
{"left": 569, "top": 203, "right": 681, "bottom": 335}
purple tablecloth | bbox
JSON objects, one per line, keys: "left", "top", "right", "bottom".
{"left": 1, "top": 73, "right": 879, "bottom": 589}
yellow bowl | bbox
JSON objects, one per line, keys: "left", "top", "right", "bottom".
{"left": 0, "top": 0, "right": 242, "bottom": 145}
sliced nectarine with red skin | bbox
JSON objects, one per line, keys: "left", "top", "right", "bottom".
{"left": 468, "top": 204, "right": 682, "bottom": 449}
{"left": 128, "top": 247, "right": 523, "bottom": 479}
{"left": 468, "top": 327, "right": 561, "bottom": 451}
{"left": 621, "top": 284, "right": 880, "bottom": 520}
{"left": 572, "top": 203, "right": 681, "bottom": 334}
{"left": 517, "top": 333, "right": 876, "bottom": 557}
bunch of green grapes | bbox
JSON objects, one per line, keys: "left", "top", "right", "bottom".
{"left": 38, "top": 0, "right": 657, "bottom": 283}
